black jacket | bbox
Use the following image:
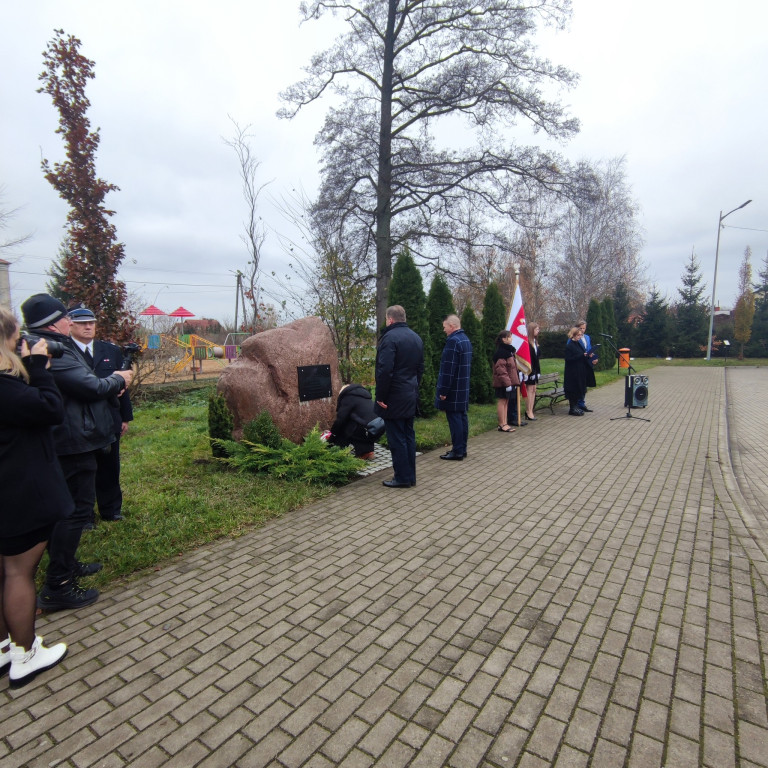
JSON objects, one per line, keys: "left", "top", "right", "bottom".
{"left": 529, "top": 340, "right": 541, "bottom": 377}
{"left": 36, "top": 329, "right": 127, "bottom": 455}
{"left": 329, "top": 383, "right": 376, "bottom": 455}
{"left": 91, "top": 339, "right": 133, "bottom": 435}
{"left": 374, "top": 322, "right": 424, "bottom": 420}
{"left": 0, "top": 356, "right": 74, "bottom": 538}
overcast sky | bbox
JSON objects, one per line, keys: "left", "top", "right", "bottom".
{"left": 2, "top": 0, "right": 766, "bottom": 328}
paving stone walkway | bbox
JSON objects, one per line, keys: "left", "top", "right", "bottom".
{"left": 2, "top": 366, "right": 767, "bottom": 768}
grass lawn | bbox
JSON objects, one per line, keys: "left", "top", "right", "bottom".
{"left": 69, "top": 357, "right": 766, "bottom": 590}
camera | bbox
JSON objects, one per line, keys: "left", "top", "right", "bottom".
{"left": 17, "top": 334, "right": 66, "bottom": 359}
{"left": 121, "top": 342, "right": 141, "bottom": 369}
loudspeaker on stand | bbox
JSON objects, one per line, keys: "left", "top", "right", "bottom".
{"left": 624, "top": 374, "right": 649, "bottom": 408}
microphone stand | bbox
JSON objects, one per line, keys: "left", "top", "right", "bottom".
{"left": 597, "top": 334, "right": 650, "bottom": 423}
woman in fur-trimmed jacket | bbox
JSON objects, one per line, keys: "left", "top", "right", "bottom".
{"left": 491, "top": 330, "right": 520, "bottom": 433}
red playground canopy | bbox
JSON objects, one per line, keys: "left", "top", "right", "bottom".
{"left": 168, "top": 306, "right": 194, "bottom": 335}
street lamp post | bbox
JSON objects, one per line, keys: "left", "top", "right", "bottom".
{"left": 706, "top": 199, "right": 751, "bottom": 360}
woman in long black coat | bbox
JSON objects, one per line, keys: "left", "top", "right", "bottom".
{"left": 564, "top": 326, "right": 590, "bottom": 416}
{"left": 0, "top": 307, "right": 70, "bottom": 687}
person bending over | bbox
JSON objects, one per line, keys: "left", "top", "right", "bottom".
{"left": 328, "top": 383, "right": 377, "bottom": 460}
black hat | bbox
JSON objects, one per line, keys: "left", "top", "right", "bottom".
{"left": 21, "top": 294, "right": 68, "bottom": 330}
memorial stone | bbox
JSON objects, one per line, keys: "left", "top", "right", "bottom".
{"left": 217, "top": 316, "right": 341, "bottom": 443}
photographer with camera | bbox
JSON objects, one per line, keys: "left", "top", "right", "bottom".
{"left": 0, "top": 307, "right": 69, "bottom": 686}
{"left": 20, "top": 294, "right": 133, "bottom": 612}
{"left": 68, "top": 305, "right": 134, "bottom": 524}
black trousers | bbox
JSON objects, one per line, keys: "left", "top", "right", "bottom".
{"left": 47, "top": 451, "right": 97, "bottom": 585}
{"left": 506, "top": 388, "right": 522, "bottom": 424}
{"left": 384, "top": 417, "right": 416, "bottom": 485}
{"left": 95, "top": 436, "right": 123, "bottom": 519}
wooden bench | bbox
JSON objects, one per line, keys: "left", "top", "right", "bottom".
{"left": 532, "top": 372, "right": 567, "bottom": 414}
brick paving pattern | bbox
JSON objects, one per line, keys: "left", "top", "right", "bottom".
{"left": 1, "top": 366, "right": 767, "bottom": 767}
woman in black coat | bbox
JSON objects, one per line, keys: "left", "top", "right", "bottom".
{"left": 564, "top": 326, "right": 589, "bottom": 416}
{"left": 0, "top": 307, "right": 70, "bottom": 687}
{"left": 328, "top": 383, "right": 377, "bottom": 459}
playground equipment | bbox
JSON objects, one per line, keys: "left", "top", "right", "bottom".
{"left": 137, "top": 304, "right": 250, "bottom": 379}
{"left": 141, "top": 331, "right": 246, "bottom": 378}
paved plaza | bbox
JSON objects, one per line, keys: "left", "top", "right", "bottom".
{"left": 2, "top": 366, "right": 767, "bottom": 768}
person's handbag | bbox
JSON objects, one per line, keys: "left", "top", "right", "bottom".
{"left": 364, "top": 416, "right": 386, "bottom": 441}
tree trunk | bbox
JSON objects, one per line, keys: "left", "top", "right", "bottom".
{"left": 375, "top": 0, "right": 397, "bottom": 330}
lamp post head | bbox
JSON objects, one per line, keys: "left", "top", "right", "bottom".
{"left": 720, "top": 199, "right": 752, "bottom": 223}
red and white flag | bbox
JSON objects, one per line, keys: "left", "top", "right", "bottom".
{"left": 506, "top": 282, "right": 532, "bottom": 376}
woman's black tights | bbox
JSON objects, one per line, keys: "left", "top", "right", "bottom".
{"left": 0, "top": 541, "right": 47, "bottom": 651}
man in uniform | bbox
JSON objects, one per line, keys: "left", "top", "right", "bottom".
{"left": 69, "top": 304, "right": 133, "bottom": 523}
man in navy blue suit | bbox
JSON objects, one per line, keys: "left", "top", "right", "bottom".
{"left": 435, "top": 314, "right": 473, "bottom": 460}
{"left": 69, "top": 305, "right": 133, "bottom": 523}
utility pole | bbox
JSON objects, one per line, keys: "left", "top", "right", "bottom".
{"left": 234, "top": 271, "right": 242, "bottom": 332}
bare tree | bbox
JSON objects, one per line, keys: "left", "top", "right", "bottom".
{"left": 548, "top": 156, "right": 645, "bottom": 318}
{"left": 224, "top": 118, "right": 271, "bottom": 333}
{"left": 280, "top": 0, "right": 579, "bottom": 329}
{"left": 271, "top": 188, "right": 376, "bottom": 381}
{"left": 0, "top": 187, "right": 31, "bottom": 254}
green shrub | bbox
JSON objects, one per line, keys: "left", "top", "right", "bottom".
{"left": 242, "top": 410, "right": 283, "bottom": 449}
{"left": 216, "top": 427, "right": 364, "bottom": 485}
{"left": 208, "top": 392, "right": 234, "bottom": 457}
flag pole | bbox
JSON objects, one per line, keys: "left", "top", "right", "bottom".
{"left": 513, "top": 265, "right": 522, "bottom": 427}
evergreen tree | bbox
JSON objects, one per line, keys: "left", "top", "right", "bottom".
{"left": 426, "top": 273, "right": 455, "bottom": 380}
{"left": 745, "top": 250, "right": 768, "bottom": 357}
{"left": 674, "top": 251, "right": 709, "bottom": 357}
{"left": 634, "top": 287, "right": 671, "bottom": 357}
{"left": 388, "top": 249, "right": 436, "bottom": 417}
{"left": 461, "top": 303, "right": 493, "bottom": 404}
{"left": 612, "top": 282, "right": 634, "bottom": 349}
{"left": 733, "top": 246, "right": 756, "bottom": 360}
{"left": 45, "top": 238, "right": 75, "bottom": 306}
{"left": 481, "top": 282, "right": 507, "bottom": 363}
{"left": 600, "top": 297, "right": 618, "bottom": 371}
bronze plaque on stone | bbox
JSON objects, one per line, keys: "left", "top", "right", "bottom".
{"left": 297, "top": 365, "right": 332, "bottom": 401}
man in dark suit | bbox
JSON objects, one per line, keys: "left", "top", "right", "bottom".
{"left": 374, "top": 305, "right": 424, "bottom": 488}
{"left": 576, "top": 319, "right": 598, "bottom": 412}
{"left": 69, "top": 305, "right": 133, "bottom": 523}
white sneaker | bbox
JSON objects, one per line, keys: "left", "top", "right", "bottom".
{"left": 9, "top": 636, "right": 67, "bottom": 688}
{"left": 0, "top": 637, "right": 10, "bottom": 675}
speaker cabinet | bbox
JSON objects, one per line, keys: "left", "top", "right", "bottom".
{"left": 625, "top": 374, "right": 649, "bottom": 407}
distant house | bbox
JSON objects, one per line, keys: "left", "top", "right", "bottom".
{"left": 713, "top": 306, "right": 733, "bottom": 332}
{"left": 174, "top": 318, "right": 223, "bottom": 337}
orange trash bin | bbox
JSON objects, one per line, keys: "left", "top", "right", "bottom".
{"left": 618, "top": 348, "right": 630, "bottom": 369}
